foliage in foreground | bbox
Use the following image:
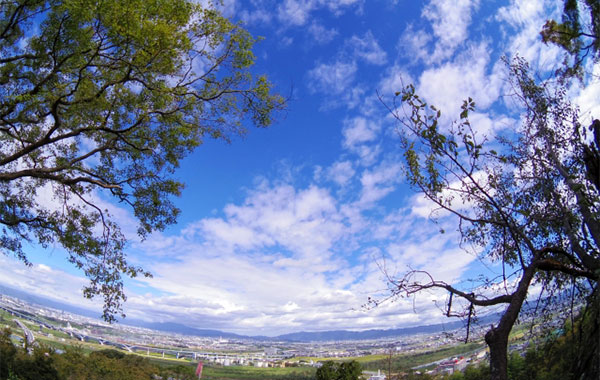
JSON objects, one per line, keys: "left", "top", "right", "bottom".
{"left": 0, "top": 327, "right": 194, "bottom": 380}
{"left": 0, "top": 0, "right": 284, "bottom": 321}
{"left": 316, "top": 361, "right": 362, "bottom": 380}
{"left": 0, "top": 327, "right": 316, "bottom": 380}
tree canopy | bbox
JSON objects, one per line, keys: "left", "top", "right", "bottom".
{"left": 0, "top": 0, "right": 284, "bottom": 321}
{"left": 385, "top": 57, "right": 599, "bottom": 379}
{"left": 542, "top": 0, "right": 600, "bottom": 79}
{"left": 371, "top": 3, "right": 600, "bottom": 380}
{"left": 380, "top": 7, "right": 600, "bottom": 375}
{"left": 316, "top": 361, "right": 363, "bottom": 380}
{"left": 0, "top": 328, "right": 201, "bottom": 380}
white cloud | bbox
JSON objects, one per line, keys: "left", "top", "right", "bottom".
{"left": 0, "top": 255, "right": 101, "bottom": 310}
{"left": 277, "top": 0, "right": 314, "bottom": 26}
{"left": 239, "top": 8, "right": 273, "bottom": 24}
{"left": 307, "top": 60, "right": 357, "bottom": 95}
{"left": 496, "top": 0, "right": 545, "bottom": 29}
{"left": 422, "top": 0, "right": 480, "bottom": 63}
{"left": 304, "top": 31, "right": 385, "bottom": 108}
{"left": 0, "top": 167, "right": 483, "bottom": 335}
{"left": 409, "top": 170, "right": 496, "bottom": 224}
{"left": 495, "top": 0, "right": 562, "bottom": 71}
{"left": 308, "top": 21, "right": 339, "bottom": 44}
{"left": 339, "top": 116, "right": 383, "bottom": 166}
{"left": 349, "top": 31, "right": 387, "bottom": 65}
{"left": 377, "top": 65, "right": 415, "bottom": 100}
{"left": 417, "top": 42, "right": 503, "bottom": 120}
{"left": 327, "top": 160, "right": 356, "bottom": 186}
{"left": 198, "top": 184, "right": 344, "bottom": 260}
{"left": 324, "top": 0, "right": 363, "bottom": 14}
{"left": 129, "top": 174, "right": 473, "bottom": 335}
{"left": 358, "top": 161, "right": 402, "bottom": 206}
{"left": 399, "top": 24, "right": 433, "bottom": 64}
{"left": 276, "top": 0, "right": 362, "bottom": 26}
{"left": 575, "top": 63, "right": 600, "bottom": 123}
{"left": 342, "top": 116, "right": 380, "bottom": 147}
{"left": 200, "top": 218, "right": 272, "bottom": 250}
{"left": 353, "top": 144, "right": 382, "bottom": 167}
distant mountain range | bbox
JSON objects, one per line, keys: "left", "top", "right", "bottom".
{"left": 132, "top": 321, "right": 258, "bottom": 340}
{"left": 131, "top": 321, "right": 473, "bottom": 342}
{"left": 275, "top": 323, "right": 467, "bottom": 342}
{"left": 0, "top": 283, "right": 497, "bottom": 342}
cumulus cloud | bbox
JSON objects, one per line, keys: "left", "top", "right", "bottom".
{"left": 239, "top": 8, "right": 273, "bottom": 25}
{"left": 0, "top": 169, "right": 479, "bottom": 335}
{"left": 303, "top": 30, "right": 387, "bottom": 111}
{"left": 277, "top": 0, "right": 313, "bottom": 26}
{"left": 377, "top": 65, "right": 415, "bottom": 100}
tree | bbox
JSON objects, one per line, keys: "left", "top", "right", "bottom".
{"left": 0, "top": 328, "right": 18, "bottom": 379}
{"left": 316, "top": 361, "right": 363, "bottom": 380}
{"left": 0, "top": 0, "right": 284, "bottom": 321}
{"left": 378, "top": 55, "right": 600, "bottom": 380}
{"left": 541, "top": 0, "right": 600, "bottom": 79}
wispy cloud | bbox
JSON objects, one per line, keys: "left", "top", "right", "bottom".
{"left": 307, "top": 60, "right": 358, "bottom": 95}
{"left": 349, "top": 31, "right": 388, "bottom": 65}
{"left": 326, "top": 160, "right": 356, "bottom": 186}
{"left": 276, "top": 0, "right": 363, "bottom": 26}
{"left": 308, "top": 21, "right": 339, "bottom": 44}
{"left": 496, "top": 0, "right": 562, "bottom": 69}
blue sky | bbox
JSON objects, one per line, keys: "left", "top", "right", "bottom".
{"left": 2, "top": 0, "right": 600, "bottom": 336}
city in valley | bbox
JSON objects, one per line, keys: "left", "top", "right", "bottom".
{"left": 2, "top": 292, "right": 531, "bottom": 377}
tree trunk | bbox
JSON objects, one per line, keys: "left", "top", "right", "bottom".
{"left": 485, "top": 324, "right": 510, "bottom": 380}
{"left": 484, "top": 265, "right": 537, "bottom": 380}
